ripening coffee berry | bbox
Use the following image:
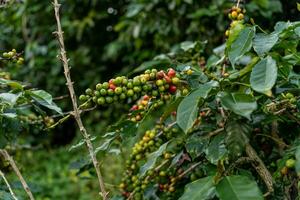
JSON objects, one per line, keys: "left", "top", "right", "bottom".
{"left": 237, "top": 13, "right": 244, "bottom": 20}
{"left": 85, "top": 88, "right": 93, "bottom": 95}
{"left": 231, "top": 11, "right": 238, "bottom": 19}
{"left": 97, "top": 97, "right": 106, "bottom": 105}
{"left": 100, "top": 88, "right": 107, "bottom": 95}
{"left": 105, "top": 96, "right": 113, "bottom": 104}
{"left": 169, "top": 85, "right": 177, "bottom": 93}
{"left": 102, "top": 82, "right": 109, "bottom": 89}
{"left": 115, "top": 87, "right": 123, "bottom": 95}
{"left": 156, "top": 79, "right": 164, "bottom": 86}
{"left": 167, "top": 68, "right": 176, "bottom": 78}
{"left": 96, "top": 83, "right": 102, "bottom": 90}
{"left": 127, "top": 89, "right": 134, "bottom": 97}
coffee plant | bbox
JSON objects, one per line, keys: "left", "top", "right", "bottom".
{"left": 1, "top": 0, "right": 300, "bottom": 199}
{"left": 70, "top": 1, "right": 300, "bottom": 198}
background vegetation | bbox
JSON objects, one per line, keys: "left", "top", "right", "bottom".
{"left": 0, "top": 0, "right": 300, "bottom": 199}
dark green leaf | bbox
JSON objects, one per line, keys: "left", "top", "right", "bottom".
{"left": 216, "top": 175, "right": 264, "bottom": 200}
{"left": 228, "top": 27, "right": 255, "bottom": 67}
{"left": 177, "top": 84, "right": 214, "bottom": 133}
{"left": 178, "top": 176, "right": 216, "bottom": 200}
{"left": 29, "top": 90, "right": 62, "bottom": 114}
{"left": 205, "top": 133, "right": 227, "bottom": 165}
{"left": 186, "top": 135, "right": 209, "bottom": 160}
{"left": 220, "top": 92, "right": 257, "bottom": 119}
{"left": 225, "top": 121, "right": 250, "bottom": 158}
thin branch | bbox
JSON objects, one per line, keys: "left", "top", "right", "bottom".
{"left": 0, "top": 150, "right": 34, "bottom": 200}
{"left": 0, "top": 170, "right": 18, "bottom": 200}
{"left": 52, "top": 1, "right": 108, "bottom": 199}
{"left": 176, "top": 161, "right": 202, "bottom": 179}
{"left": 245, "top": 144, "right": 274, "bottom": 196}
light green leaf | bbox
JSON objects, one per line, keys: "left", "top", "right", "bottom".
{"left": 228, "top": 27, "right": 255, "bottom": 67}
{"left": 216, "top": 175, "right": 264, "bottom": 200}
{"left": 226, "top": 21, "right": 245, "bottom": 49}
{"left": 253, "top": 32, "right": 279, "bottom": 56}
{"left": 177, "top": 84, "right": 214, "bottom": 133}
{"left": 0, "top": 93, "right": 21, "bottom": 105}
{"left": 29, "top": 90, "right": 62, "bottom": 114}
{"left": 179, "top": 176, "right": 216, "bottom": 200}
{"left": 250, "top": 56, "right": 277, "bottom": 95}
{"left": 205, "top": 133, "right": 227, "bottom": 165}
{"left": 139, "top": 142, "right": 169, "bottom": 176}
{"left": 297, "top": 3, "right": 300, "bottom": 12}
{"left": 220, "top": 93, "right": 257, "bottom": 120}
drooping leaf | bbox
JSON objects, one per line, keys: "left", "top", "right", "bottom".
{"left": 220, "top": 92, "right": 257, "bottom": 119}
{"left": 186, "top": 135, "right": 209, "bottom": 160}
{"left": 250, "top": 56, "right": 277, "bottom": 95}
{"left": 178, "top": 176, "right": 216, "bottom": 200}
{"left": 253, "top": 32, "right": 279, "bottom": 56}
{"left": 216, "top": 175, "right": 264, "bottom": 200}
{"left": 205, "top": 133, "right": 227, "bottom": 165}
{"left": 228, "top": 26, "right": 255, "bottom": 67}
{"left": 28, "top": 90, "right": 62, "bottom": 114}
{"left": 140, "top": 141, "right": 169, "bottom": 176}
{"left": 177, "top": 84, "right": 214, "bottom": 133}
{"left": 225, "top": 121, "right": 250, "bottom": 158}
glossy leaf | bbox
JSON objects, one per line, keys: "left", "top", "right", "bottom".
{"left": 205, "top": 133, "right": 227, "bottom": 165}
{"left": 28, "top": 90, "right": 62, "bottom": 114}
{"left": 228, "top": 27, "right": 255, "bottom": 67}
{"left": 250, "top": 56, "right": 277, "bottom": 95}
{"left": 179, "top": 176, "right": 216, "bottom": 200}
{"left": 216, "top": 175, "right": 264, "bottom": 200}
{"left": 140, "top": 142, "right": 169, "bottom": 176}
{"left": 177, "top": 84, "right": 213, "bottom": 133}
{"left": 220, "top": 92, "right": 257, "bottom": 119}
{"left": 225, "top": 121, "right": 250, "bottom": 158}
{"left": 253, "top": 32, "right": 279, "bottom": 56}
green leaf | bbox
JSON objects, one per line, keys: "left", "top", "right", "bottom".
{"left": 226, "top": 21, "right": 245, "bottom": 49}
{"left": 225, "top": 121, "right": 250, "bottom": 158}
{"left": 0, "top": 93, "right": 21, "bottom": 106}
{"left": 216, "top": 175, "right": 264, "bottom": 200}
{"left": 228, "top": 27, "right": 255, "bottom": 67}
{"left": 297, "top": 3, "right": 300, "bottom": 12}
{"left": 0, "top": 78, "right": 24, "bottom": 90}
{"left": 250, "top": 56, "right": 277, "bottom": 95}
{"left": 177, "top": 84, "right": 214, "bottom": 133}
{"left": 28, "top": 90, "right": 62, "bottom": 114}
{"left": 139, "top": 141, "right": 169, "bottom": 176}
{"left": 253, "top": 32, "right": 279, "bottom": 56}
{"left": 205, "top": 133, "right": 227, "bottom": 165}
{"left": 295, "top": 146, "right": 300, "bottom": 174}
{"left": 186, "top": 135, "right": 209, "bottom": 160}
{"left": 220, "top": 92, "right": 257, "bottom": 120}
{"left": 179, "top": 176, "right": 216, "bottom": 200}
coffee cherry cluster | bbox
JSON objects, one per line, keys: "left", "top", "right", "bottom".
{"left": 1, "top": 49, "right": 24, "bottom": 65}
{"left": 79, "top": 68, "right": 187, "bottom": 109}
{"left": 225, "top": 6, "right": 246, "bottom": 37}
{"left": 119, "top": 123, "right": 183, "bottom": 199}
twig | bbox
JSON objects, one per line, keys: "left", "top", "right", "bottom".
{"left": 245, "top": 144, "right": 274, "bottom": 197}
{"left": 52, "top": 1, "right": 108, "bottom": 199}
{"left": 0, "top": 169, "right": 18, "bottom": 200}
{"left": 0, "top": 149, "right": 35, "bottom": 200}
{"left": 236, "top": 0, "right": 241, "bottom": 8}
{"left": 205, "top": 127, "right": 224, "bottom": 138}
{"left": 176, "top": 161, "right": 202, "bottom": 179}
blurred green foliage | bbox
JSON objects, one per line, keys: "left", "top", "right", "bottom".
{"left": 0, "top": 0, "right": 299, "bottom": 199}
